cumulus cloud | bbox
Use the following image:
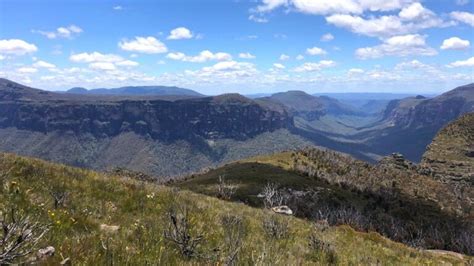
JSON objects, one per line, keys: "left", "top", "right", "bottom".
{"left": 33, "top": 25, "right": 83, "bottom": 39}
{"left": 293, "top": 60, "right": 336, "bottom": 72}
{"left": 296, "top": 54, "right": 305, "bottom": 60}
{"left": 33, "top": 60, "right": 56, "bottom": 69}
{"left": 167, "top": 27, "right": 194, "bottom": 40}
{"left": 279, "top": 54, "right": 290, "bottom": 60}
{"left": 70, "top": 52, "right": 124, "bottom": 63}
{"left": 89, "top": 62, "right": 116, "bottom": 71}
{"left": 248, "top": 15, "right": 269, "bottom": 23}
{"left": 116, "top": 60, "right": 140, "bottom": 67}
{"left": 113, "top": 5, "right": 123, "bottom": 10}
{"left": 0, "top": 39, "right": 38, "bottom": 55}
{"left": 355, "top": 34, "right": 437, "bottom": 59}
{"left": 306, "top": 46, "right": 327, "bottom": 55}
{"left": 450, "top": 11, "right": 474, "bottom": 27}
{"left": 348, "top": 68, "right": 364, "bottom": 74}
{"left": 447, "top": 56, "right": 474, "bottom": 67}
{"left": 440, "top": 37, "right": 470, "bottom": 50}
{"left": 273, "top": 63, "right": 286, "bottom": 69}
{"left": 239, "top": 52, "right": 256, "bottom": 59}
{"left": 17, "top": 67, "right": 38, "bottom": 73}
{"left": 70, "top": 51, "right": 139, "bottom": 70}
{"left": 166, "top": 50, "right": 232, "bottom": 63}
{"left": 254, "top": 0, "right": 288, "bottom": 12}
{"left": 254, "top": 0, "right": 416, "bottom": 15}
{"left": 326, "top": 4, "right": 444, "bottom": 38}
{"left": 119, "top": 36, "right": 168, "bottom": 54}
{"left": 321, "top": 33, "right": 334, "bottom": 42}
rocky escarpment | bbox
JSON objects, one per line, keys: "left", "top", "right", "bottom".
{"left": 0, "top": 80, "right": 292, "bottom": 141}
{"left": 382, "top": 84, "right": 473, "bottom": 129}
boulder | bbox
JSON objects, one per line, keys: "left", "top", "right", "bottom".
{"left": 271, "top": 205, "right": 293, "bottom": 215}
{"left": 36, "top": 246, "right": 55, "bottom": 260}
{"left": 100, "top": 224, "right": 120, "bottom": 234}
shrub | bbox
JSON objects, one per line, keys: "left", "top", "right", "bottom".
{"left": 262, "top": 216, "right": 289, "bottom": 240}
{"left": 0, "top": 208, "right": 49, "bottom": 264}
{"left": 220, "top": 214, "right": 246, "bottom": 266}
{"left": 216, "top": 175, "right": 237, "bottom": 200}
{"left": 308, "top": 233, "right": 337, "bottom": 264}
{"left": 163, "top": 206, "right": 204, "bottom": 259}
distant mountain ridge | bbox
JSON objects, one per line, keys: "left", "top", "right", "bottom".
{"left": 66, "top": 84, "right": 204, "bottom": 97}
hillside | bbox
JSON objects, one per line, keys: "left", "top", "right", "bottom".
{"left": 175, "top": 147, "right": 473, "bottom": 255}
{"left": 421, "top": 113, "right": 474, "bottom": 184}
{"left": 0, "top": 153, "right": 470, "bottom": 264}
{"left": 67, "top": 85, "right": 203, "bottom": 97}
{"left": 351, "top": 84, "right": 474, "bottom": 161}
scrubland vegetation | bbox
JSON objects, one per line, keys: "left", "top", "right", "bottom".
{"left": 0, "top": 153, "right": 470, "bottom": 264}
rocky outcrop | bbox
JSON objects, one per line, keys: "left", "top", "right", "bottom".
{"left": 420, "top": 113, "right": 474, "bottom": 185}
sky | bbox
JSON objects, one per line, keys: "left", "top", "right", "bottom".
{"left": 0, "top": 0, "right": 473, "bottom": 94}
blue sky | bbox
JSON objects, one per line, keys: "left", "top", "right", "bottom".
{"left": 0, "top": 0, "right": 473, "bottom": 94}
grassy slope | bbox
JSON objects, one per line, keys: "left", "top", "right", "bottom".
{"left": 0, "top": 153, "right": 469, "bottom": 264}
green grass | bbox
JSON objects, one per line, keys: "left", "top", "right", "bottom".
{"left": 0, "top": 152, "right": 470, "bottom": 265}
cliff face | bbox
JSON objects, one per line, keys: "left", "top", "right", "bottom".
{"left": 0, "top": 79, "right": 291, "bottom": 141}
{"left": 383, "top": 84, "right": 474, "bottom": 129}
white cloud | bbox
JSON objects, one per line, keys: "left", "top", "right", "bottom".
{"left": 17, "top": 67, "right": 38, "bottom": 73}
{"left": 293, "top": 60, "right": 336, "bottom": 72}
{"left": 291, "top": 0, "right": 362, "bottom": 15}
{"left": 355, "top": 34, "right": 437, "bottom": 59}
{"left": 166, "top": 50, "right": 232, "bottom": 63}
{"left": 89, "top": 62, "right": 116, "bottom": 71}
{"left": 249, "top": 15, "right": 269, "bottom": 23}
{"left": 273, "top": 63, "right": 286, "bottom": 69}
{"left": 167, "top": 27, "right": 193, "bottom": 40}
{"left": 321, "top": 33, "right": 334, "bottom": 42}
{"left": 306, "top": 46, "right": 327, "bottom": 55}
{"left": 33, "top": 60, "right": 56, "bottom": 69}
{"left": 0, "top": 55, "right": 4, "bottom": 60}
{"left": 0, "top": 39, "right": 38, "bottom": 55}
{"left": 255, "top": 0, "right": 288, "bottom": 12}
{"left": 326, "top": 3, "right": 444, "bottom": 38}
{"left": 70, "top": 52, "right": 123, "bottom": 63}
{"left": 119, "top": 36, "right": 168, "bottom": 54}
{"left": 189, "top": 61, "right": 259, "bottom": 82}
{"left": 115, "top": 60, "right": 139, "bottom": 67}
{"left": 358, "top": 0, "right": 415, "bottom": 12}
{"left": 279, "top": 54, "right": 290, "bottom": 60}
{"left": 348, "top": 68, "right": 364, "bottom": 74}
{"left": 70, "top": 52, "right": 138, "bottom": 70}
{"left": 33, "top": 25, "right": 83, "bottom": 39}
{"left": 440, "top": 37, "right": 470, "bottom": 50}
{"left": 239, "top": 52, "right": 256, "bottom": 59}
{"left": 398, "top": 3, "right": 433, "bottom": 21}
{"left": 447, "top": 57, "right": 474, "bottom": 67}
{"left": 113, "top": 5, "right": 123, "bottom": 10}
{"left": 253, "top": 0, "right": 416, "bottom": 16}
{"left": 296, "top": 54, "right": 305, "bottom": 60}
{"left": 450, "top": 11, "right": 474, "bottom": 27}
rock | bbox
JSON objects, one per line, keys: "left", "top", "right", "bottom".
{"left": 424, "top": 249, "right": 465, "bottom": 260}
{"left": 36, "top": 246, "right": 55, "bottom": 260}
{"left": 100, "top": 224, "right": 120, "bottom": 234}
{"left": 271, "top": 205, "right": 293, "bottom": 215}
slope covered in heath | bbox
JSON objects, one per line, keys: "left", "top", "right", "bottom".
{"left": 176, "top": 148, "right": 473, "bottom": 255}
{"left": 1, "top": 153, "right": 470, "bottom": 264}
{"left": 421, "top": 113, "right": 474, "bottom": 184}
